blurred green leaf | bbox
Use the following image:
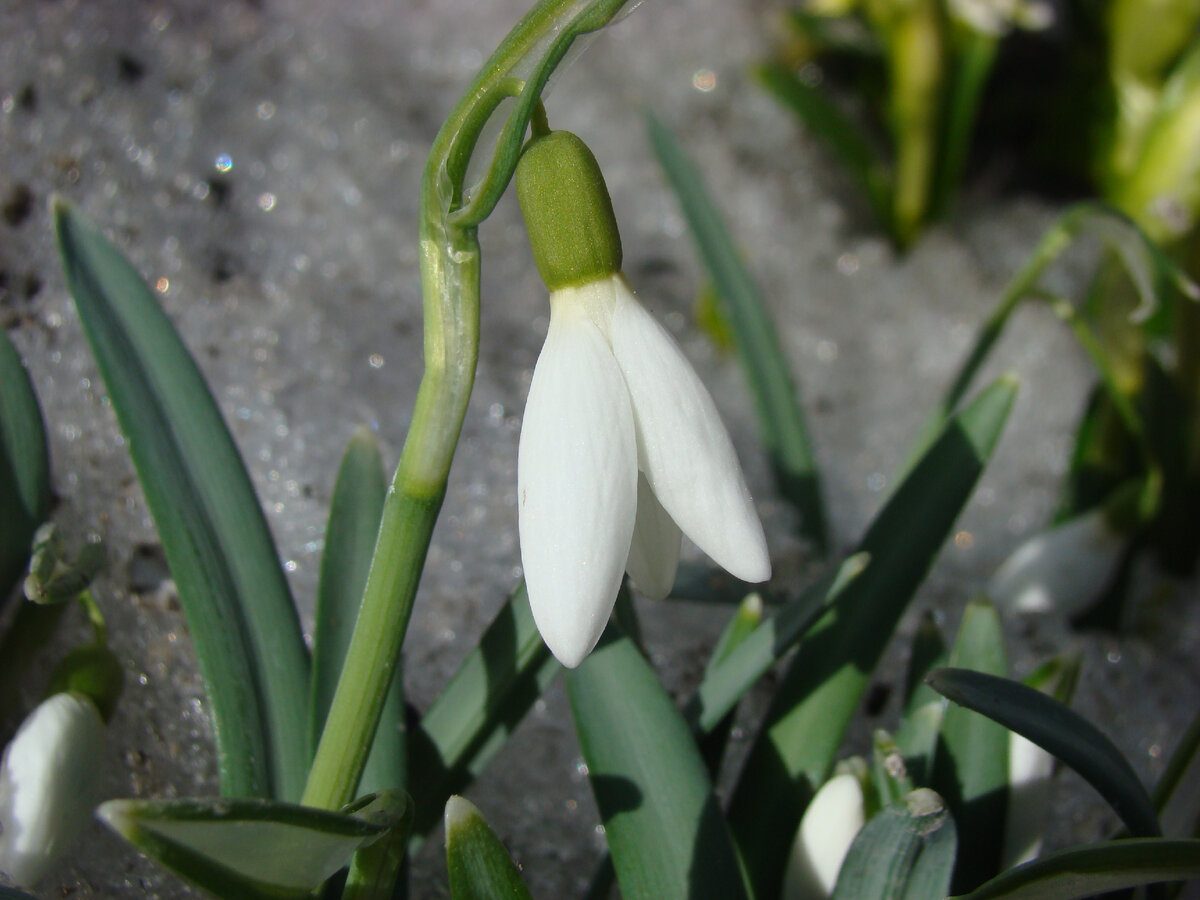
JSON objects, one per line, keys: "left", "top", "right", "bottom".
{"left": 754, "top": 61, "right": 891, "bottom": 227}
{"left": 686, "top": 552, "right": 869, "bottom": 733}
{"left": 895, "top": 613, "right": 948, "bottom": 785}
{"left": 647, "top": 110, "right": 829, "bottom": 553}
{"left": 954, "top": 838, "right": 1200, "bottom": 900}
{"left": 933, "top": 32, "right": 997, "bottom": 219}
{"left": 0, "top": 326, "right": 51, "bottom": 603}
{"left": 567, "top": 629, "right": 749, "bottom": 900}
{"left": 408, "top": 582, "right": 558, "bottom": 836}
{"left": 310, "top": 428, "right": 405, "bottom": 797}
{"left": 932, "top": 598, "right": 1009, "bottom": 892}
{"left": 0, "top": 889, "right": 40, "bottom": 900}
{"left": 871, "top": 731, "right": 915, "bottom": 811}
{"left": 1153, "top": 709, "right": 1200, "bottom": 838}
{"left": 53, "top": 199, "right": 309, "bottom": 800}
{"left": 727, "top": 376, "right": 1018, "bottom": 899}
{"left": 831, "top": 789, "right": 957, "bottom": 900}
{"left": 98, "top": 792, "right": 408, "bottom": 898}
{"left": 444, "top": 796, "right": 533, "bottom": 900}
{"left": 927, "top": 667, "right": 1161, "bottom": 838}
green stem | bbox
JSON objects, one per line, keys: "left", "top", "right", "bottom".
{"left": 900, "top": 210, "right": 1075, "bottom": 472}
{"left": 301, "top": 0, "right": 636, "bottom": 811}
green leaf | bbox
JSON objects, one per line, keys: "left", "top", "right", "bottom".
{"left": 53, "top": 199, "right": 310, "bottom": 800}
{"left": 647, "top": 110, "right": 829, "bottom": 553}
{"left": 926, "top": 667, "right": 1161, "bottom": 838}
{"left": 0, "top": 325, "right": 51, "bottom": 602}
{"left": 954, "top": 838, "right": 1200, "bottom": 900}
{"left": 685, "top": 552, "right": 869, "bottom": 733}
{"left": 831, "top": 789, "right": 957, "bottom": 900}
{"left": 343, "top": 791, "right": 415, "bottom": 900}
{"left": 894, "top": 613, "right": 948, "bottom": 785}
{"left": 0, "top": 888, "right": 40, "bottom": 900}
{"left": 931, "top": 598, "right": 1009, "bottom": 892}
{"left": 97, "top": 792, "right": 409, "bottom": 898}
{"left": 1154, "top": 709, "right": 1200, "bottom": 838}
{"left": 408, "top": 582, "right": 558, "bottom": 836}
{"left": 754, "top": 61, "right": 892, "bottom": 227}
{"left": 310, "top": 428, "right": 405, "bottom": 797}
{"left": 871, "top": 731, "right": 915, "bottom": 811}
{"left": 567, "top": 629, "right": 749, "bottom": 900}
{"left": 444, "top": 796, "right": 533, "bottom": 900}
{"left": 698, "top": 591, "right": 765, "bottom": 776}
{"left": 727, "top": 376, "right": 1018, "bottom": 899}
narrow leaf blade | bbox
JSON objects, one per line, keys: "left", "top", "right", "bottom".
{"left": 931, "top": 598, "right": 1009, "bottom": 892}
{"left": 310, "top": 428, "right": 405, "bottom": 796}
{"left": 53, "top": 200, "right": 310, "bottom": 800}
{"left": 408, "top": 583, "right": 559, "bottom": 835}
{"left": 727, "top": 376, "right": 1018, "bottom": 898}
{"left": 647, "top": 110, "right": 829, "bottom": 552}
{"left": 445, "top": 796, "right": 533, "bottom": 900}
{"left": 831, "top": 789, "right": 957, "bottom": 900}
{"left": 567, "top": 630, "right": 749, "bottom": 900}
{"left": 956, "top": 838, "right": 1200, "bottom": 900}
{"left": 0, "top": 326, "right": 51, "bottom": 601}
{"left": 927, "top": 667, "right": 1161, "bottom": 838}
{"left": 98, "top": 793, "right": 407, "bottom": 898}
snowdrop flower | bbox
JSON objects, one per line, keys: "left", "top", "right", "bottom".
{"left": 0, "top": 691, "right": 105, "bottom": 887}
{"left": 515, "top": 130, "right": 770, "bottom": 667}
{"left": 988, "top": 505, "right": 1127, "bottom": 616}
{"left": 783, "top": 770, "right": 867, "bottom": 900}
{"left": 947, "top": 0, "right": 1053, "bottom": 35}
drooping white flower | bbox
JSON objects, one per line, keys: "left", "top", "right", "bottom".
{"left": 783, "top": 770, "right": 867, "bottom": 900}
{"left": 515, "top": 130, "right": 770, "bottom": 668}
{"left": 988, "top": 506, "right": 1127, "bottom": 616}
{"left": 0, "top": 691, "right": 105, "bottom": 887}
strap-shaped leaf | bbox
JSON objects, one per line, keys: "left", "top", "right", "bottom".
{"left": 932, "top": 598, "right": 1009, "bottom": 892}
{"left": 647, "top": 110, "right": 829, "bottom": 552}
{"left": 685, "top": 552, "right": 869, "bottom": 733}
{"left": 831, "top": 789, "right": 957, "bottom": 900}
{"left": 98, "top": 792, "right": 409, "bottom": 898}
{"left": 0, "top": 326, "right": 51, "bottom": 601}
{"left": 894, "top": 613, "right": 948, "bottom": 785}
{"left": 927, "top": 667, "right": 1161, "bottom": 838}
{"left": 567, "top": 630, "right": 749, "bottom": 900}
{"left": 727, "top": 376, "right": 1018, "bottom": 898}
{"left": 1155, "top": 710, "right": 1200, "bottom": 838}
{"left": 408, "top": 582, "right": 558, "bottom": 835}
{"left": 310, "top": 428, "right": 405, "bottom": 797}
{"left": 445, "top": 796, "right": 533, "bottom": 900}
{"left": 955, "top": 838, "right": 1200, "bottom": 900}
{"left": 53, "top": 199, "right": 309, "bottom": 800}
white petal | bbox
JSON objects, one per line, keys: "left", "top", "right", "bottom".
{"left": 607, "top": 276, "right": 770, "bottom": 583}
{"left": 1002, "top": 731, "right": 1055, "bottom": 868}
{"left": 518, "top": 293, "right": 638, "bottom": 668}
{"left": 625, "top": 475, "right": 682, "bottom": 600}
{"left": 783, "top": 772, "right": 866, "bottom": 900}
{"left": 988, "top": 508, "right": 1126, "bottom": 616}
{"left": 0, "top": 692, "right": 104, "bottom": 887}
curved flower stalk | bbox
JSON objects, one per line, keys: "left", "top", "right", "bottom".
{"left": 0, "top": 691, "right": 105, "bottom": 888}
{"left": 515, "top": 130, "right": 771, "bottom": 666}
{"left": 302, "top": 0, "right": 643, "bottom": 811}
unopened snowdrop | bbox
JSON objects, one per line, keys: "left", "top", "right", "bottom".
{"left": 515, "top": 130, "right": 770, "bottom": 667}
{"left": 988, "top": 505, "right": 1127, "bottom": 616}
{"left": 783, "top": 769, "right": 867, "bottom": 900}
{"left": 0, "top": 691, "right": 105, "bottom": 887}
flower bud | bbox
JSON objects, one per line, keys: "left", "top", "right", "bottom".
{"left": 0, "top": 692, "right": 105, "bottom": 887}
{"left": 516, "top": 130, "right": 622, "bottom": 291}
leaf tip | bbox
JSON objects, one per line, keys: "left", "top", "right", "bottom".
{"left": 444, "top": 794, "right": 480, "bottom": 842}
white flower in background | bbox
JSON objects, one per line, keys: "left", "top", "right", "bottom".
{"left": 947, "top": 0, "right": 1053, "bottom": 35}
{"left": 783, "top": 770, "right": 867, "bottom": 900}
{"left": 515, "top": 130, "right": 770, "bottom": 668}
{"left": 988, "top": 506, "right": 1127, "bottom": 616}
{"left": 0, "top": 691, "right": 105, "bottom": 887}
